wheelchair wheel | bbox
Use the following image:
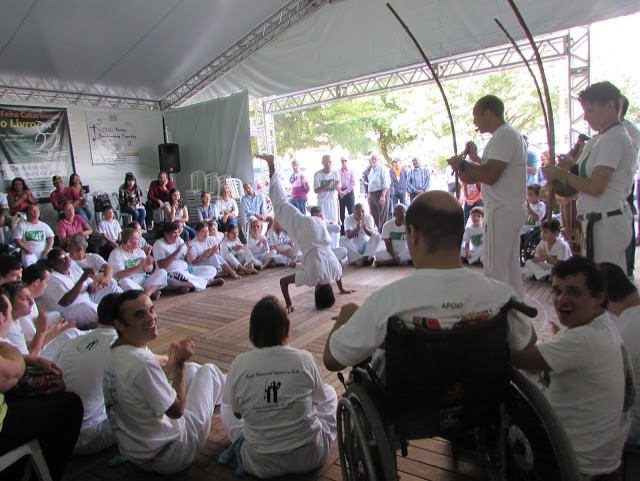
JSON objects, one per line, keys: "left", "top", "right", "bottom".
{"left": 504, "top": 370, "right": 580, "bottom": 481}
{"left": 337, "top": 383, "right": 397, "bottom": 481}
{"left": 520, "top": 228, "right": 541, "bottom": 266}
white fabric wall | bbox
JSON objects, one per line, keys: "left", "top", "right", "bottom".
{"left": 0, "top": 99, "right": 164, "bottom": 225}
{"left": 163, "top": 90, "right": 253, "bottom": 189}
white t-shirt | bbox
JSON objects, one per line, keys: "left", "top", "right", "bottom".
{"left": 482, "top": 123, "right": 527, "bottom": 207}
{"left": 576, "top": 124, "right": 635, "bottom": 214}
{"left": 13, "top": 220, "right": 54, "bottom": 256}
{"left": 188, "top": 236, "right": 218, "bottom": 264}
{"left": 108, "top": 246, "right": 147, "bottom": 276}
{"left": 329, "top": 268, "right": 532, "bottom": 367}
{"left": 43, "top": 264, "right": 92, "bottom": 312}
{"left": 248, "top": 234, "right": 270, "bottom": 258}
{"left": 215, "top": 198, "right": 239, "bottom": 220}
{"left": 381, "top": 218, "right": 408, "bottom": 254}
{"left": 223, "top": 345, "right": 330, "bottom": 454}
{"left": 53, "top": 327, "right": 118, "bottom": 429}
{"left": 313, "top": 170, "right": 340, "bottom": 203}
{"left": 163, "top": 201, "right": 187, "bottom": 221}
{"left": 622, "top": 118, "right": 640, "bottom": 174}
{"left": 463, "top": 225, "right": 484, "bottom": 251}
{"left": 74, "top": 252, "right": 108, "bottom": 274}
{"left": 152, "top": 237, "right": 188, "bottom": 272}
{"left": 612, "top": 305, "right": 640, "bottom": 449}
{"left": 6, "top": 321, "right": 29, "bottom": 354}
{"left": 524, "top": 201, "right": 546, "bottom": 229}
{"left": 98, "top": 219, "right": 122, "bottom": 242}
{"left": 221, "top": 237, "right": 244, "bottom": 258}
{"left": 104, "top": 345, "right": 182, "bottom": 462}
{"left": 267, "top": 229, "right": 291, "bottom": 249}
{"left": 537, "top": 313, "right": 631, "bottom": 474}
{"left": 343, "top": 213, "right": 376, "bottom": 248}
{"left": 533, "top": 238, "right": 572, "bottom": 262}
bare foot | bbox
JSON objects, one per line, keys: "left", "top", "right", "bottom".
{"left": 250, "top": 268, "right": 259, "bottom": 275}
{"left": 289, "top": 260, "right": 297, "bottom": 268}
{"left": 231, "top": 272, "right": 240, "bottom": 279}
{"left": 178, "top": 286, "right": 190, "bottom": 295}
{"left": 208, "top": 278, "right": 225, "bottom": 287}
{"left": 339, "top": 288, "right": 356, "bottom": 294}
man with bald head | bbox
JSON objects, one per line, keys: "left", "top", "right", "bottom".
{"left": 313, "top": 154, "right": 341, "bottom": 247}
{"left": 323, "top": 190, "right": 536, "bottom": 372}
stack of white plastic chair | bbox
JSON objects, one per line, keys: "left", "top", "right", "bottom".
{"left": 190, "top": 170, "right": 206, "bottom": 192}
{"left": 225, "top": 177, "right": 244, "bottom": 199}
{"left": 204, "top": 172, "right": 218, "bottom": 194}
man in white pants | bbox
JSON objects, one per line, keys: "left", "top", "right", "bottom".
{"left": 104, "top": 290, "right": 231, "bottom": 474}
{"left": 313, "top": 155, "right": 341, "bottom": 247}
{"left": 52, "top": 293, "right": 119, "bottom": 454}
{"left": 448, "top": 95, "right": 527, "bottom": 299}
{"left": 374, "top": 204, "right": 411, "bottom": 267}
{"left": 339, "top": 203, "right": 381, "bottom": 266}
{"left": 108, "top": 228, "right": 167, "bottom": 299}
{"left": 13, "top": 204, "right": 54, "bottom": 267}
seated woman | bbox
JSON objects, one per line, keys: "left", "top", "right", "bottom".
{"left": 118, "top": 172, "right": 146, "bottom": 228}
{"left": 68, "top": 174, "right": 94, "bottom": 227}
{"left": 152, "top": 222, "right": 223, "bottom": 293}
{"left": 56, "top": 200, "right": 93, "bottom": 249}
{"left": 164, "top": 188, "right": 195, "bottom": 241}
{"left": 7, "top": 177, "right": 37, "bottom": 216}
{"left": 221, "top": 224, "right": 258, "bottom": 275}
{"left": 215, "top": 185, "right": 238, "bottom": 233}
{"left": 221, "top": 295, "right": 337, "bottom": 478}
{"left": 247, "top": 217, "right": 276, "bottom": 270}
{"left": 198, "top": 191, "right": 217, "bottom": 223}
{"left": 146, "top": 171, "right": 174, "bottom": 229}
{"left": 187, "top": 222, "right": 239, "bottom": 279}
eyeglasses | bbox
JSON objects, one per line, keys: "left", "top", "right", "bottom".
{"left": 56, "top": 253, "right": 70, "bottom": 260}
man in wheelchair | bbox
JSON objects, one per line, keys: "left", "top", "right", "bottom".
{"left": 323, "top": 190, "right": 536, "bottom": 375}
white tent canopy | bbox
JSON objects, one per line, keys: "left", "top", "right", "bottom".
{"left": 1, "top": 0, "right": 639, "bottom": 107}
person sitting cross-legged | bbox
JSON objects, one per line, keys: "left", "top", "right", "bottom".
{"left": 13, "top": 204, "right": 54, "bottom": 267}
{"left": 512, "top": 256, "right": 633, "bottom": 478}
{"left": 68, "top": 234, "right": 122, "bottom": 301}
{"left": 108, "top": 227, "right": 167, "bottom": 299}
{"left": 266, "top": 218, "right": 299, "bottom": 267}
{"left": 373, "top": 203, "right": 411, "bottom": 267}
{"left": 104, "top": 290, "right": 230, "bottom": 474}
{"left": 247, "top": 217, "right": 276, "bottom": 270}
{"left": 221, "top": 295, "right": 337, "bottom": 478}
{"left": 152, "top": 222, "right": 223, "bottom": 293}
{"left": 186, "top": 222, "right": 239, "bottom": 279}
{"left": 524, "top": 218, "right": 572, "bottom": 281}
{"left": 339, "top": 203, "right": 381, "bottom": 267}
{"left": 221, "top": 224, "right": 259, "bottom": 275}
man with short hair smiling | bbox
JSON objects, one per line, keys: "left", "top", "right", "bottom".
{"left": 103, "top": 290, "right": 232, "bottom": 474}
{"left": 339, "top": 203, "right": 381, "bottom": 267}
{"left": 512, "top": 256, "right": 632, "bottom": 477}
{"left": 241, "top": 182, "right": 272, "bottom": 225}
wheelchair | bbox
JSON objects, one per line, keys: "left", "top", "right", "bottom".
{"left": 336, "top": 299, "right": 580, "bottom": 481}
{"left": 520, "top": 226, "right": 541, "bottom": 266}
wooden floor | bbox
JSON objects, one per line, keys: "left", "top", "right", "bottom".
{"left": 60, "top": 263, "right": 630, "bottom": 481}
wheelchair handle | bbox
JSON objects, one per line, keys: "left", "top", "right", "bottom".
{"left": 504, "top": 298, "right": 537, "bottom": 318}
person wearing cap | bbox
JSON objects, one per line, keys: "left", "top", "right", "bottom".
{"left": 119, "top": 172, "right": 147, "bottom": 228}
{"left": 50, "top": 174, "right": 89, "bottom": 222}
{"left": 289, "top": 160, "right": 309, "bottom": 215}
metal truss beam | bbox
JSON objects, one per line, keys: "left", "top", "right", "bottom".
{"left": 160, "top": 0, "right": 330, "bottom": 110}
{"left": 0, "top": 85, "right": 159, "bottom": 110}
{"left": 567, "top": 26, "right": 590, "bottom": 144}
{"left": 263, "top": 33, "right": 568, "bottom": 115}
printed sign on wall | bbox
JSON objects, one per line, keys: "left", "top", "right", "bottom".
{"left": 85, "top": 111, "right": 141, "bottom": 164}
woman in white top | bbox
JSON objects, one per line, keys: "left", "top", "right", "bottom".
{"left": 187, "top": 222, "right": 239, "bottom": 279}
{"left": 163, "top": 188, "right": 196, "bottom": 241}
{"left": 215, "top": 185, "right": 239, "bottom": 232}
{"left": 221, "top": 295, "right": 337, "bottom": 478}
{"left": 247, "top": 218, "right": 275, "bottom": 269}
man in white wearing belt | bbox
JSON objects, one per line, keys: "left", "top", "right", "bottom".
{"left": 448, "top": 95, "right": 527, "bottom": 299}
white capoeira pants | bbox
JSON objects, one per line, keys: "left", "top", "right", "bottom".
{"left": 89, "top": 279, "right": 123, "bottom": 305}
{"left": 138, "top": 363, "right": 226, "bottom": 474}
{"left": 61, "top": 302, "right": 99, "bottom": 330}
{"left": 318, "top": 197, "right": 340, "bottom": 247}
{"left": 339, "top": 232, "right": 381, "bottom": 263}
{"left": 166, "top": 266, "right": 217, "bottom": 292}
{"left": 194, "top": 253, "right": 229, "bottom": 273}
{"left": 74, "top": 417, "right": 116, "bottom": 454}
{"left": 460, "top": 245, "right": 484, "bottom": 265}
{"left": 222, "top": 384, "right": 338, "bottom": 479}
{"left": 484, "top": 203, "right": 526, "bottom": 300}
{"left": 524, "top": 259, "right": 553, "bottom": 280}
{"left": 251, "top": 248, "right": 276, "bottom": 268}
{"left": 118, "top": 269, "right": 168, "bottom": 292}
{"left": 374, "top": 247, "right": 411, "bottom": 263}
{"left": 222, "top": 248, "right": 254, "bottom": 269}
{"left": 580, "top": 204, "right": 632, "bottom": 272}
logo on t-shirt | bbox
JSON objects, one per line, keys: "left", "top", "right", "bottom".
{"left": 24, "top": 230, "right": 45, "bottom": 242}
{"left": 319, "top": 179, "right": 334, "bottom": 191}
{"left": 471, "top": 234, "right": 483, "bottom": 247}
{"left": 389, "top": 231, "right": 406, "bottom": 241}
{"left": 124, "top": 258, "right": 142, "bottom": 269}
{"left": 76, "top": 336, "right": 100, "bottom": 353}
{"left": 264, "top": 380, "right": 282, "bottom": 403}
